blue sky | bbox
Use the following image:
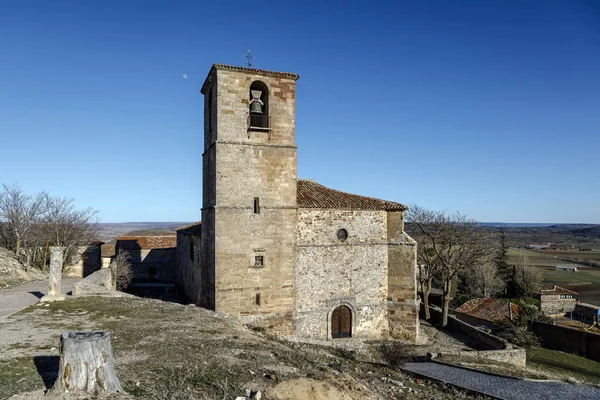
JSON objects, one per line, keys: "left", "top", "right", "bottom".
{"left": 1, "top": 1, "right": 598, "bottom": 223}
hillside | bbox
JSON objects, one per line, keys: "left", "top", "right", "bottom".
{"left": 0, "top": 296, "right": 482, "bottom": 400}
{"left": 0, "top": 247, "right": 45, "bottom": 289}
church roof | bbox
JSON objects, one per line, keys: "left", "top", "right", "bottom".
{"left": 297, "top": 180, "right": 407, "bottom": 211}
{"left": 202, "top": 64, "right": 299, "bottom": 93}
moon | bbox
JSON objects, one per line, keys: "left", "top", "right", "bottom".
{"left": 182, "top": 74, "right": 188, "bottom": 79}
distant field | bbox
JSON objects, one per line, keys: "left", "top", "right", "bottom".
{"left": 507, "top": 249, "right": 585, "bottom": 268}
{"left": 508, "top": 248, "right": 600, "bottom": 304}
{"left": 530, "top": 250, "right": 600, "bottom": 262}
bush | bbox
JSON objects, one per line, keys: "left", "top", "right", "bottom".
{"left": 111, "top": 250, "right": 133, "bottom": 291}
{"left": 379, "top": 340, "right": 411, "bottom": 367}
{"left": 496, "top": 324, "right": 541, "bottom": 348}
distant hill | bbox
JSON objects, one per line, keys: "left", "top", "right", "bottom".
{"left": 97, "top": 222, "right": 192, "bottom": 241}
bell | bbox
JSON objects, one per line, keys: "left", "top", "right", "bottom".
{"left": 250, "top": 100, "right": 263, "bottom": 114}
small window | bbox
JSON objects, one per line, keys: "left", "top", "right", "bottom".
{"left": 337, "top": 229, "right": 348, "bottom": 241}
{"left": 255, "top": 293, "right": 261, "bottom": 306}
{"left": 189, "top": 241, "right": 194, "bottom": 260}
{"left": 254, "top": 197, "right": 260, "bottom": 214}
{"left": 255, "top": 256, "right": 264, "bottom": 268}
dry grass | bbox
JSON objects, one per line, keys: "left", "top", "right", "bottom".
{"left": 0, "top": 296, "right": 489, "bottom": 399}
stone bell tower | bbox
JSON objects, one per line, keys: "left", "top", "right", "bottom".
{"left": 200, "top": 64, "right": 299, "bottom": 334}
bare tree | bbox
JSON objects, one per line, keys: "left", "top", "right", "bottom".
{"left": 37, "top": 194, "right": 99, "bottom": 270}
{"left": 463, "top": 261, "right": 505, "bottom": 298}
{"left": 406, "top": 205, "right": 440, "bottom": 320}
{"left": 514, "top": 251, "right": 542, "bottom": 298}
{"left": 409, "top": 207, "right": 491, "bottom": 326}
{"left": 0, "top": 184, "right": 46, "bottom": 257}
{"left": 111, "top": 249, "right": 133, "bottom": 291}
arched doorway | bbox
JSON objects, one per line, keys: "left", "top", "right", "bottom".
{"left": 331, "top": 305, "right": 352, "bottom": 339}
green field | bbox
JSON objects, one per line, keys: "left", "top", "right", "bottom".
{"left": 527, "top": 348, "right": 600, "bottom": 385}
{"left": 508, "top": 249, "right": 600, "bottom": 284}
{"left": 530, "top": 250, "right": 600, "bottom": 262}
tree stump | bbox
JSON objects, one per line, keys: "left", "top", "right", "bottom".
{"left": 49, "top": 331, "right": 124, "bottom": 395}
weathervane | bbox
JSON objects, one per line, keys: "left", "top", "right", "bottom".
{"left": 243, "top": 49, "right": 254, "bottom": 67}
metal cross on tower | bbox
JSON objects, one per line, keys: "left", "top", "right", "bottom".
{"left": 243, "top": 50, "right": 254, "bottom": 67}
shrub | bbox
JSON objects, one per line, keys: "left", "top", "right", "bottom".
{"left": 379, "top": 340, "right": 411, "bottom": 367}
{"left": 111, "top": 249, "right": 133, "bottom": 291}
{"left": 496, "top": 324, "right": 541, "bottom": 348}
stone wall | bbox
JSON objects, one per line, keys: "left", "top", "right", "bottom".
{"left": 296, "top": 209, "right": 389, "bottom": 340}
{"left": 201, "top": 66, "right": 298, "bottom": 334}
{"left": 437, "top": 349, "right": 526, "bottom": 368}
{"left": 387, "top": 211, "right": 419, "bottom": 343}
{"left": 64, "top": 245, "right": 101, "bottom": 278}
{"left": 540, "top": 294, "right": 577, "bottom": 315}
{"left": 531, "top": 320, "right": 600, "bottom": 362}
{"left": 428, "top": 306, "right": 509, "bottom": 350}
{"left": 176, "top": 231, "right": 203, "bottom": 304}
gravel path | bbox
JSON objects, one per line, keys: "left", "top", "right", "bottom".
{"left": 403, "top": 362, "right": 600, "bottom": 400}
{"left": 0, "top": 279, "right": 78, "bottom": 319}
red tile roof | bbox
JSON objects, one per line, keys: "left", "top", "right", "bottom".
{"left": 116, "top": 236, "right": 176, "bottom": 250}
{"left": 297, "top": 180, "right": 407, "bottom": 211}
{"left": 540, "top": 285, "right": 578, "bottom": 296}
{"left": 455, "top": 298, "right": 520, "bottom": 325}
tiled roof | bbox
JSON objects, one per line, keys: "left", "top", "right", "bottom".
{"left": 540, "top": 285, "right": 578, "bottom": 296}
{"left": 116, "top": 236, "right": 176, "bottom": 250}
{"left": 101, "top": 244, "right": 115, "bottom": 258}
{"left": 297, "top": 180, "right": 407, "bottom": 211}
{"left": 202, "top": 63, "right": 299, "bottom": 93}
{"left": 176, "top": 221, "right": 202, "bottom": 236}
{"left": 213, "top": 64, "right": 299, "bottom": 80}
{"left": 455, "top": 298, "right": 519, "bottom": 325}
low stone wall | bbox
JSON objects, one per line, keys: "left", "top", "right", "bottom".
{"left": 72, "top": 268, "right": 114, "bottom": 296}
{"left": 531, "top": 320, "right": 600, "bottom": 362}
{"left": 437, "top": 348, "right": 526, "bottom": 368}
{"left": 428, "top": 306, "right": 510, "bottom": 350}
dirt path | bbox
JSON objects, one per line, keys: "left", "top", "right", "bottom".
{"left": 0, "top": 279, "right": 78, "bottom": 319}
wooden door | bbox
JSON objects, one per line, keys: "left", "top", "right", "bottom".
{"left": 331, "top": 306, "right": 352, "bottom": 339}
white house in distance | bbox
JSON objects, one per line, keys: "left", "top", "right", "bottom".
{"left": 555, "top": 265, "right": 578, "bottom": 272}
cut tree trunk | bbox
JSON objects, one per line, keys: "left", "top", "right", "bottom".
{"left": 49, "top": 331, "right": 124, "bottom": 395}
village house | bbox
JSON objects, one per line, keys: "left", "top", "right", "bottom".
{"left": 176, "top": 64, "right": 419, "bottom": 341}
{"left": 537, "top": 285, "right": 578, "bottom": 315}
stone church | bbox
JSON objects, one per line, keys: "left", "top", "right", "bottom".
{"left": 176, "top": 64, "right": 419, "bottom": 342}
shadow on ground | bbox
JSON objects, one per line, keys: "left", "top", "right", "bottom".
{"left": 33, "top": 356, "right": 59, "bottom": 389}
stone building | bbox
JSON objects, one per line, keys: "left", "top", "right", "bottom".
{"left": 537, "top": 285, "right": 578, "bottom": 315}
{"left": 176, "top": 64, "right": 419, "bottom": 341}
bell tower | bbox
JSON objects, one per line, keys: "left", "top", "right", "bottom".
{"left": 200, "top": 64, "right": 299, "bottom": 334}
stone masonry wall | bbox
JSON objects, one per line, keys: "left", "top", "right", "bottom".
{"left": 540, "top": 294, "right": 577, "bottom": 315}
{"left": 176, "top": 232, "right": 203, "bottom": 304}
{"left": 201, "top": 67, "right": 298, "bottom": 335}
{"left": 296, "top": 209, "right": 389, "bottom": 339}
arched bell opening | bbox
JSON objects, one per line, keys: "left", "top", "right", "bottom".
{"left": 331, "top": 305, "right": 352, "bottom": 339}
{"left": 249, "top": 81, "right": 269, "bottom": 129}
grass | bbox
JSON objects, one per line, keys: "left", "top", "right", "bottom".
{"left": 531, "top": 250, "right": 600, "bottom": 262}
{"left": 527, "top": 348, "right": 600, "bottom": 385}
{"left": 507, "top": 248, "right": 600, "bottom": 285}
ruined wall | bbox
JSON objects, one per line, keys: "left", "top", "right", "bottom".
{"left": 296, "top": 209, "right": 390, "bottom": 339}
{"left": 201, "top": 67, "right": 298, "bottom": 334}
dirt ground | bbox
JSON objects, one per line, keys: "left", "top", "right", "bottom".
{"left": 0, "top": 295, "right": 489, "bottom": 400}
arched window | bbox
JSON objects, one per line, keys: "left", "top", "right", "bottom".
{"left": 248, "top": 81, "right": 269, "bottom": 129}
